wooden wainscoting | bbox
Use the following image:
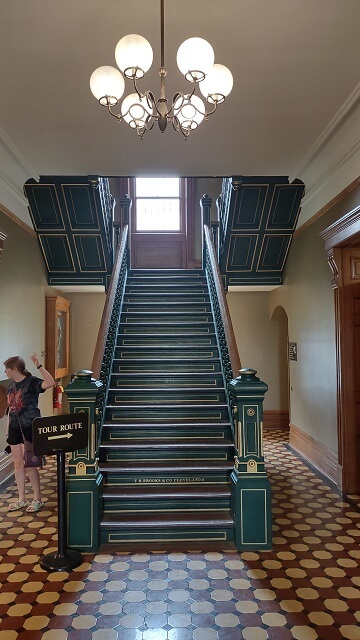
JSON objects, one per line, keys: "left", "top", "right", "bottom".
{"left": 263, "top": 410, "right": 289, "bottom": 430}
{"left": 0, "top": 451, "right": 13, "bottom": 487}
{"left": 290, "top": 422, "right": 342, "bottom": 488}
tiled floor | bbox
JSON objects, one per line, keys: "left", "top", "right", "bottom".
{"left": 1, "top": 428, "right": 360, "bottom": 640}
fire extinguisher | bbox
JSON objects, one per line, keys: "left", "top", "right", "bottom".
{"left": 53, "top": 383, "right": 63, "bottom": 409}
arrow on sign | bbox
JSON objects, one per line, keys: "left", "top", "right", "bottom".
{"left": 48, "top": 433, "right": 73, "bottom": 440}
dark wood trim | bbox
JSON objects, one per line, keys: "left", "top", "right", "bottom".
{"left": 320, "top": 204, "right": 360, "bottom": 250}
{"left": 92, "top": 225, "right": 128, "bottom": 379}
{"left": 204, "top": 224, "right": 241, "bottom": 377}
{"left": 290, "top": 422, "right": 342, "bottom": 488}
{"left": 321, "top": 212, "right": 360, "bottom": 493}
{"left": 263, "top": 410, "right": 289, "bottom": 430}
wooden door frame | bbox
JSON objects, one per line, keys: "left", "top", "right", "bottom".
{"left": 321, "top": 205, "right": 360, "bottom": 493}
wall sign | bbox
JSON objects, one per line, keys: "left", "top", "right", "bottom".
{"left": 33, "top": 413, "right": 88, "bottom": 456}
{"left": 288, "top": 342, "right": 297, "bottom": 361}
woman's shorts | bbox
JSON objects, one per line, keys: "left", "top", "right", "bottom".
{"left": 7, "top": 423, "right": 32, "bottom": 446}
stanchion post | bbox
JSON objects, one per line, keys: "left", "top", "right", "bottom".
{"left": 41, "top": 452, "right": 83, "bottom": 571}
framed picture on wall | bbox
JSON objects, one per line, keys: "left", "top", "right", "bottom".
{"left": 46, "top": 296, "right": 71, "bottom": 379}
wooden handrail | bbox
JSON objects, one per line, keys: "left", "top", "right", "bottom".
{"left": 91, "top": 224, "right": 128, "bottom": 379}
{"left": 204, "top": 224, "right": 241, "bottom": 377}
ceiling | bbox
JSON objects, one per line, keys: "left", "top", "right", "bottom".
{"left": 1, "top": 0, "right": 360, "bottom": 221}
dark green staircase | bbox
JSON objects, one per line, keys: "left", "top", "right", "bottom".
{"left": 98, "top": 269, "right": 236, "bottom": 548}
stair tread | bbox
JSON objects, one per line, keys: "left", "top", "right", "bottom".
{"left": 111, "top": 372, "right": 222, "bottom": 377}
{"left": 103, "top": 485, "right": 230, "bottom": 499}
{"left": 101, "top": 511, "right": 233, "bottom": 528}
{"left": 102, "top": 422, "right": 231, "bottom": 428}
{"left": 109, "top": 387, "right": 226, "bottom": 392}
{"left": 106, "top": 403, "right": 229, "bottom": 409}
{"left": 99, "top": 460, "right": 233, "bottom": 471}
{"left": 100, "top": 438, "right": 233, "bottom": 449}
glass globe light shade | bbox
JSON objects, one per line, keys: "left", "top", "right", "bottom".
{"left": 174, "top": 94, "right": 205, "bottom": 130}
{"left": 121, "top": 92, "right": 153, "bottom": 128}
{"left": 90, "top": 66, "right": 125, "bottom": 106}
{"left": 115, "top": 34, "right": 153, "bottom": 79}
{"left": 176, "top": 38, "right": 215, "bottom": 81}
{"left": 199, "top": 63, "right": 233, "bottom": 104}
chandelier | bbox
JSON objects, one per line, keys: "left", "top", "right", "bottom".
{"left": 90, "top": 0, "right": 233, "bottom": 139}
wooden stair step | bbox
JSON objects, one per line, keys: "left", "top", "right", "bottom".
{"left": 102, "top": 485, "right": 231, "bottom": 499}
{"left": 100, "top": 511, "right": 233, "bottom": 528}
{"left": 101, "top": 421, "right": 232, "bottom": 431}
{"left": 99, "top": 460, "right": 233, "bottom": 472}
{"left": 100, "top": 438, "right": 233, "bottom": 449}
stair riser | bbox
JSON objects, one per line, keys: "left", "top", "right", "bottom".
{"left": 114, "top": 347, "right": 219, "bottom": 360}
{"left": 103, "top": 497, "right": 231, "bottom": 513}
{"left": 110, "top": 374, "right": 225, "bottom": 388}
{"left": 128, "top": 269, "right": 205, "bottom": 278}
{"left": 121, "top": 314, "right": 213, "bottom": 324}
{"left": 105, "top": 406, "right": 230, "bottom": 423}
{"left": 118, "top": 325, "right": 215, "bottom": 335}
{"left": 111, "top": 360, "right": 222, "bottom": 373}
{"left": 124, "top": 295, "right": 210, "bottom": 304}
{"left": 100, "top": 470, "right": 232, "bottom": 486}
{"left": 100, "top": 449, "right": 234, "bottom": 462}
{"left": 117, "top": 335, "right": 218, "bottom": 347}
{"left": 100, "top": 527, "right": 234, "bottom": 545}
{"left": 107, "top": 390, "right": 227, "bottom": 406}
{"left": 117, "top": 333, "right": 217, "bottom": 348}
{"left": 101, "top": 427, "right": 233, "bottom": 440}
{"left": 122, "top": 304, "right": 213, "bottom": 313}
{"left": 126, "top": 286, "right": 208, "bottom": 294}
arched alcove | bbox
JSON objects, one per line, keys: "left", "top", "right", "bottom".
{"left": 269, "top": 304, "right": 289, "bottom": 429}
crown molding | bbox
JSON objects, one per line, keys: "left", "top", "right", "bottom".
{"left": 0, "top": 172, "right": 28, "bottom": 207}
{"left": 0, "top": 125, "right": 39, "bottom": 181}
{"left": 293, "top": 80, "right": 360, "bottom": 180}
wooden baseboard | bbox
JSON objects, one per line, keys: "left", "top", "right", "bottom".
{"left": 289, "top": 422, "right": 342, "bottom": 488}
{"left": 263, "top": 410, "right": 289, "bottom": 430}
{"left": 0, "top": 451, "right": 14, "bottom": 487}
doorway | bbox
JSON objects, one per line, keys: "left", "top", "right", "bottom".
{"left": 128, "top": 177, "right": 195, "bottom": 269}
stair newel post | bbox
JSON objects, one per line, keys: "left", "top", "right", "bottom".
{"left": 229, "top": 368, "right": 272, "bottom": 551}
{"left": 64, "top": 369, "right": 104, "bottom": 552}
{"left": 119, "top": 194, "right": 132, "bottom": 268}
{"left": 200, "top": 194, "right": 212, "bottom": 269}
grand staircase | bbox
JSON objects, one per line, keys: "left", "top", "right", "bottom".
{"left": 98, "top": 269, "right": 236, "bottom": 548}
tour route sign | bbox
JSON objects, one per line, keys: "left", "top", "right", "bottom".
{"left": 32, "top": 413, "right": 89, "bottom": 573}
{"left": 33, "top": 413, "right": 88, "bottom": 456}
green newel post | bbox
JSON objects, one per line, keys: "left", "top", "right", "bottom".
{"left": 64, "top": 370, "right": 103, "bottom": 552}
{"left": 229, "top": 368, "right": 272, "bottom": 550}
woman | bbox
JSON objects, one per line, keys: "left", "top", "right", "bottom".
{"left": 4, "top": 353, "right": 55, "bottom": 512}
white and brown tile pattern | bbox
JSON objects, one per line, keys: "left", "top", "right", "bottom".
{"left": 0, "top": 429, "right": 359, "bottom": 640}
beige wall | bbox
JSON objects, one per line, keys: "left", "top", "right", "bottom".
{"left": 227, "top": 291, "right": 288, "bottom": 410}
{"left": 65, "top": 292, "right": 106, "bottom": 375}
{"left": 0, "top": 210, "right": 59, "bottom": 450}
{"left": 270, "top": 208, "right": 344, "bottom": 453}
